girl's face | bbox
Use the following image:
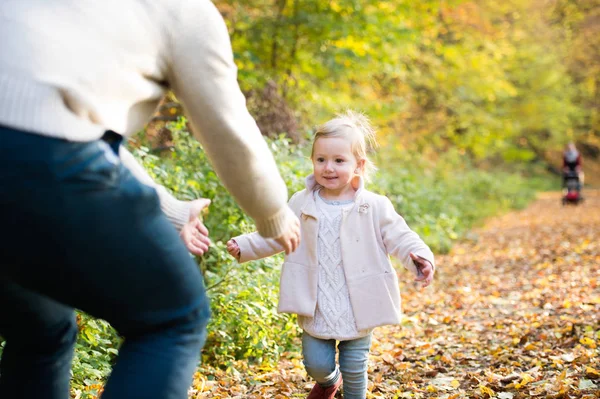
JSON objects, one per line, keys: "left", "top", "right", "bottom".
{"left": 312, "top": 136, "right": 363, "bottom": 199}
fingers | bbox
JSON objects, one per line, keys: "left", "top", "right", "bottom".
{"left": 187, "top": 236, "right": 210, "bottom": 256}
{"left": 411, "top": 252, "right": 425, "bottom": 278}
{"left": 190, "top": 220, "right": 211, "bottom": 245}
{"left": 286, "top": 219, "right": 300, "bottom": 254}
{"left": 415, "top": 263, "right": 433, "bottom": 279}
{"left": 275, "top": 236, "right": 291, "bottom": 255}
{"left": 226, "top": 245, "right": 239, "bottom": 255}
{"left": 181, "top": 220, "right": 211, "bottom": 256}
{"left": 195, "top": 232, "right": 211, "bottom": 247}
{"left": 183, "top": 235, "right": 208, "bottom": 256}
{"left": 411, "top": 253, "right": 433, "bottom": 270}
{"left": 417, "top": 270, "right": 434, "bottom": 287}
{"left": 281, "top": 232, "right": 300, "bottom": 254}
{"left": 226, "top": 239, "right": 240, "bottom": 259}
{"left": 289, "top": 217, "right": 300, "bottom": 253}
{"left": 196, "top": 220, "right": 209, "bottom": 236}
{"left": 275, "top": 216, "right": 301, "bottom": 255}
{"left": 411, "top": 253, "right": 434, "bottom": 287}
{"left": 226, "top": 239, "right": 238, "bottom": 251}
{"left": 228, "top": 249, "right": 240, "bottom": 260}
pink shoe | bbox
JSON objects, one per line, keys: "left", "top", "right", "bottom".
{"left": 307, "top": 377, "right": 342, "bottom": 399}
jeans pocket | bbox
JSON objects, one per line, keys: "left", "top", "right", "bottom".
{"left": 57, "top": 141, "right": 121, "bottom": 190}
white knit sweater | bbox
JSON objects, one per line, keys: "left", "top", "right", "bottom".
{"left": 0, "top": 0, "right": 293, "bottom": 238}
{"left": 299, "top": 192, "right": 371, "bottom": 340}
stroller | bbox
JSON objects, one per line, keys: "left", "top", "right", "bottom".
{"left": 562, "top": 170, "right": 583, "bottom": 205}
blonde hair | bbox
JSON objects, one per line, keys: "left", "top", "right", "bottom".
{"left": 311, "top": 110, "right": 378, "bottom": 180}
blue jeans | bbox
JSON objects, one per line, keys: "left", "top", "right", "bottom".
{"left": 302, "top": 332, "right": 372, "bottom": 399}
{"left": 0, "top": 126, "right": 210, "bottom": 399}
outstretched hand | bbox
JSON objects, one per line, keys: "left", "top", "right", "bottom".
{"left": 180, "top": 198, "right": 211, "bottom": 256}
{"left": 410, "top": 252, "right": 434, "bottom": 288}
{"left": 226, "top": 239, "right": 240, "bottom": 260}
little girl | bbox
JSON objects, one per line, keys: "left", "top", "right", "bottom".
{"left": 227, "top": 111, "right": 435, "bottom": 399}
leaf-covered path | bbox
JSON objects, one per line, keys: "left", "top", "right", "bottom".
{"left": 192, "top": 190, "right": 600, "bottom": 398}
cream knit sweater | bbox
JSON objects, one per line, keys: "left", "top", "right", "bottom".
{"left": 0, "top": 0, "right": 293, "bottom": 238}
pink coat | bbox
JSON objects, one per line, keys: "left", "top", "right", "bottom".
{"left": 234, "top": 175, "right": 435, "bottom": 331}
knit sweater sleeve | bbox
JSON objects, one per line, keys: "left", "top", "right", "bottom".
{"left": 233, "top": 232, "right": 284, "bottom": 263}
{"left": 119, "top": 146, "right": 190, "bottom": 231}
{"left": 378, "top": 196, "right": 436, "bottom": 274}
{"left": 164, "top": 0, "right": 294, "bottom": 238}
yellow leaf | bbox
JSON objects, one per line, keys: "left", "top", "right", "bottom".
{"left": 524, "top": 343, "right": 536, "bottom": 351}
{"left": 186, "top": 179, "right": 200, "bottom": 190}
{"left": 557, "top": 369, "right": 567, "bottom": 381}
{"left": 514, "top": 373, "right": 534, "bottom": 389}
{"left": 580, "top": 337, "right": 597, "bottom": 349}
{"left": 479, "top": 384, "right": 495, "bottom": 396}
{"left": 396, "top": 362, "right": 411, "bottom": 370}
{"left": 586, "top": 367, "right": 600, "bottom": 378}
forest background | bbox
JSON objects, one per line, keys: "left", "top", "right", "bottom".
{"left": 1, "top": 0, "right": 598, "bottom": 396}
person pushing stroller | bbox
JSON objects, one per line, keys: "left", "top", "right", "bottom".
{"left": 562, "top": 142, "right": 584, "bottom": 205}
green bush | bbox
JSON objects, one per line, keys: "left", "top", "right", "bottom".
{"left": 201, "top": 245, "right": 300, "bottom": 366}
{"left": 373, "top": 152, "right": 540, "bottom": 253}
{"left": 71, "top": 312, "right": 120, "bottom": 398}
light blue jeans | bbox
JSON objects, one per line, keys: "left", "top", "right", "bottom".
{"left": 302, "top": 332, "right": 372, "bottom": 399}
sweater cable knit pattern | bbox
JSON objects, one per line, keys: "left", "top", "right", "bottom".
{"left": 299, "top": 193, "right": 371, "bottom": 340}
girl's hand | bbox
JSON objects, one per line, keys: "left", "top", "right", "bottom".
{"left": 180, "top": 199, "right": 211, "bottom": 256}
{"left": 410, "top": 252, "right": 434, "bottom": 288}
{"left": 227, "top": 239, "right": 241, "bottom": 260}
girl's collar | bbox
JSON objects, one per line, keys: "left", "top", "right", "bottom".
{"left": 301, "top": 174, "right": 366, "bottom": 219}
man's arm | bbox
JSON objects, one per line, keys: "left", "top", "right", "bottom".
{"left": 164, "top": 0, "right": 296, "bottom": 240}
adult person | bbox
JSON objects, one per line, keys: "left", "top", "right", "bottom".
{"left": 0, "top": 1, "right": 300, "bottom": 398}
{"left": 563, "top": 142, "right": 584, "bottom": 189}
